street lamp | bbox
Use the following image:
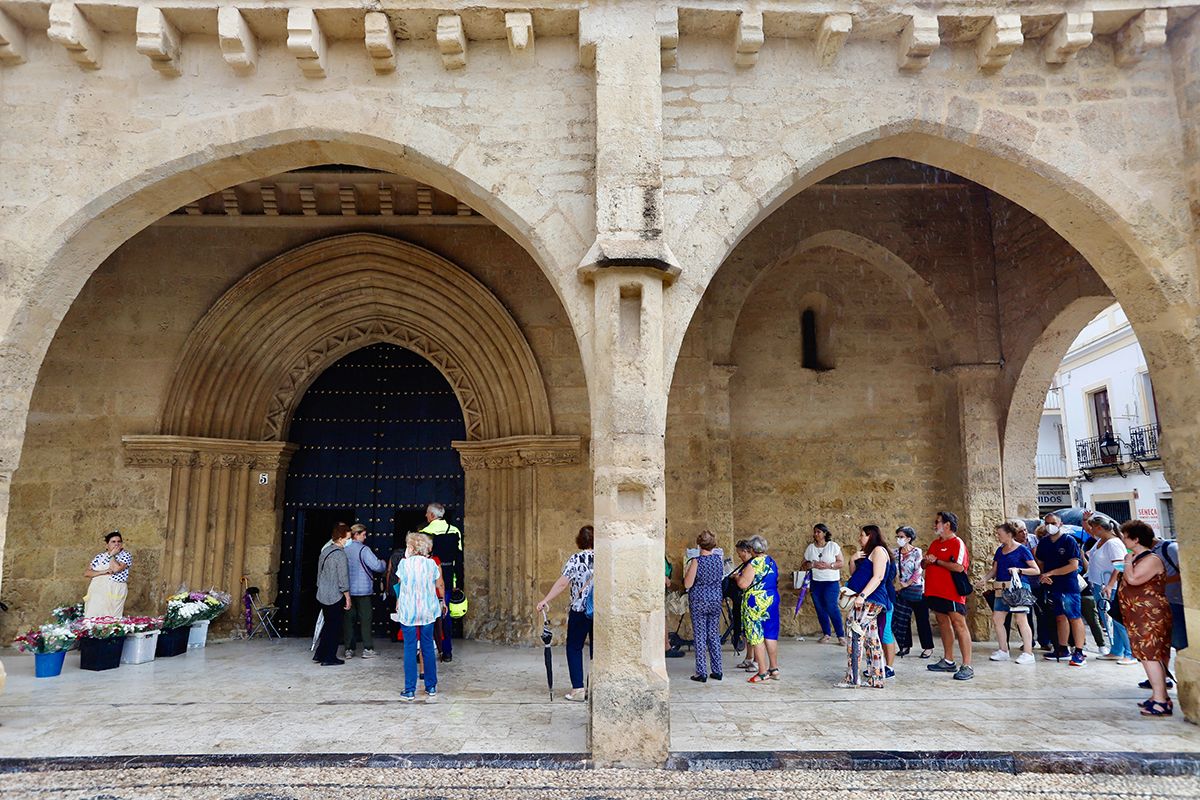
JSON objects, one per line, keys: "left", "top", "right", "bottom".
{"left": 1100, "top": 430, "right": 1122, "bottom": 461}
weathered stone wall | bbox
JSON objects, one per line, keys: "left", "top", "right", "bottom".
{"left": 0, "top": 220, "right": 591, "bottom": 640}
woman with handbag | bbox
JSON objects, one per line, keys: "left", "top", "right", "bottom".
{"left": 982, "top": 521, "right": 1039, "bottom": 664}
{"left": 835, "top": 525, "right": 892, "bottom": 689}
{"left": 891, "top": 526, "right": 934, "bottom": 658}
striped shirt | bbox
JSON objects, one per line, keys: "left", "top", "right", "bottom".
{"left": 395, "top": 556, "right": 441, "bottom": 626}
{"left": 89, "top": 550, "right": 132, "bottom": 584}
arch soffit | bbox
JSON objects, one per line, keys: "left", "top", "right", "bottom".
{"left": 1001, "top": 295, "right": 1117, "bottom": 459}
{"left": 718, "top": 229, "right": 958, "bottom": 368}
{"left": 161, "top": 233, "right": 553, "bottom": 443}
{"left": 0, "top": 116, "right": 591, "bottom": 403}
{"left": 665, "top": 120, "right": 1192, "bottom": 383}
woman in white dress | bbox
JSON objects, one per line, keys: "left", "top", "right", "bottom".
{"left": 83, "top": 530, "right": 132, "bottom": 618}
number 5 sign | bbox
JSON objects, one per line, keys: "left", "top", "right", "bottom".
{"left": 258, "top": 473, "right": 269, "bottom": 485}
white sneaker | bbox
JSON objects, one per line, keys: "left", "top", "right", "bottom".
{"left": 344, "top": 650, "right": 355, "bottom": 659}
{"left": 1015, "top": 652, "right": 1036, "bottom": 665}
{"left": 361, "top": 649, "right": 377, "bottom": 659}
{"left": 1116, "top": 657, "right": 1139, "bottom": 666}
{"left": 564, "top": 688, "right": 587, "bottom": 702}
{"left": 989, "top": 650, "right": 1010, "bottom": 662}
{"left": 1099, "top": 644, "right": 1111, "bottom": 656}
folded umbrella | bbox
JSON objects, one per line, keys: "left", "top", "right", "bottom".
{"left": 793, "top": 571, "right": 811, "bottom": 618}
{"left": 541, "top": 609, "right": 554, "bottom": 702}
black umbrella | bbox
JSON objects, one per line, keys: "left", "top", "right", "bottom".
{"left": 541, "top": 609, "right": 554, "bottom": 702}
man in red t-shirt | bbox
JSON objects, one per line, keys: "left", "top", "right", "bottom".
{"left": 923, "top": 510, "right": 974, "bottom": 681}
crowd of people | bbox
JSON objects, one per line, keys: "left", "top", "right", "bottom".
{"left": 309, "top": 501, "right": 1185, "bottom": 719}
{"left": 651, "top": 509, "right": 1185, "bottom": 717}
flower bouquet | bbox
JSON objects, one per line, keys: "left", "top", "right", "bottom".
{"left": 119, "top": 615, "right": 164, "bottom": 665}
{"left": 13, "top": 622, "right": 77, "bottom": 678}
{"left": 72, "top": 615, "right": 127, "bottom": 672}
{"left": 51, "top": 602, "right": 84, "bottom": 625}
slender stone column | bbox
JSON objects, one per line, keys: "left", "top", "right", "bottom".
{"left": 949, "top": 365, "right": 1006, "bottom": 639}
{"left": 579, "top": 1, "right": 679, "bottom": 767}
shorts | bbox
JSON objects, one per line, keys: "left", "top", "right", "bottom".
{"left": 1051, "top": 590, "right": 1082, "bottom": 620}
{"left": 926, "top": 596, "right": 966, "bottom": 616}
{"left": 993, "top": 595, "right": 1030, "bottom": 613}
{"left": 880, "top": 605, "right": 895, "bottom": 645}
{"left": 1170, "top": 603, "right": 1188, "bottom": 651}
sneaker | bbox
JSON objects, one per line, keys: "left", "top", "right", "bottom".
{"left": 1098, "top": 653, "right": 1122, "bottom": 661}
{"left": 833, "top": 681, "right": 859, "bottom": 689}
{"left": 425, "top": 688, "right": 438, "bottom": 702}
{"left": 1069, "top": 651, "right": 1087, "bottom": 668}
{"left": 1116, "top": 657, "right": 1139, "bottom": 666}
{"left": 440, "top": 652, "right": 453, "bottom": 663}
{"left": 361, "top": 649, "right": 377, "bottom": 659}
{"left": 345, "top": 650, "right": 355, "bottom": 659}
{"left": 1015, "top": 652, "right": 1036, "bottom": 665}
{"left": 400, "top": 691, "right": 415, "bottom": 702}
{"left": 953, "top": 665, "right": 975, "bottom": 681}
{"left": 884, "top": 666, "right": 895, "bottom": 679}
{"left": 1099, "top": 644, "right": 1111, "bottom": 656}
{"left": 564, "top": 688, "right": 587, "bottom": 702}
{"left": 1043, "top": 650, "right": 1068, "bottom": 662}
{"left": 989, "top": 650, "right": 1010, "bottom": 662}
{"left": 927, "top": 659, "right": 957, "bottom": 672}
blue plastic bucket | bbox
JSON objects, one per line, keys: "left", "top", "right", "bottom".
{"left": 34, "top": 650, "right": 66, "bottom": 678}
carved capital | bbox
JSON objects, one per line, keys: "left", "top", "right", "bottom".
{"left": 453, "top": 435, "right": 583, "bottom": 471}
{"left": 123, "top": 435, "right": 298, "bottom": 471}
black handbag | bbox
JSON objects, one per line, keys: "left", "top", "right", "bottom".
{"left": 951, "top": 569, "right": 974, "bottom": 597}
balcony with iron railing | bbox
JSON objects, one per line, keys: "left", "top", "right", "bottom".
{"left": 1076, "top": 434, "right": 1120, "bottom": 471}
{"left": 1036, "top": 452, "right": 1068, "bottom": 477}
{"left": 1130, "top": 423, "right": 1161, "bottom": 462}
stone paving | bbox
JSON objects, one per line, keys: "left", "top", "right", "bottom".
{"left": 0, "top": 636, "right": 1197, "bottom": 758}
{"left": 4, "top": 766, "right": 1200, "bottom": 800}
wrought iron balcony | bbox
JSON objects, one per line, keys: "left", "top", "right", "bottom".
{"left": 1036, "top": 452, "right": 1068, "bottom": 478}
{"left": 1130, "top": 423, "right": 1162, "bottom": 462}
{"left": 1076, "top": 434, "right": 1120, "bottom": 470}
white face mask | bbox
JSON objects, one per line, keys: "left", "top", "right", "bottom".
{"left": 1046, "top": 524, "right": 1060, "bottom": 536}
{"left": 897, "top": 537, "right": 909, "bottom": 547}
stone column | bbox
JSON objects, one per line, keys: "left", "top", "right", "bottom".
{"left": 1169, "top": 14, "right": 1200, "bottom": 724}
{"left": 705, "top": 364, "right": 737, "bottom": 551}
{"left": 0, "top": 470, "right": 9, "bottom": 696}
{"left": 122, "top": 435, "right": 296, "bottom": 622}
{"left": 452, "top": 435, "right": 582, "bottom": 644}
{"left": 949, "top": 365, "right": 1006, "bottom": 640}
{"left": 579, "top": 1, "right": 680, "bottom": 768}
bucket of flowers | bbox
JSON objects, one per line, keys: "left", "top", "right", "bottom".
{"left": 51, "top": 602, "right": 84, "bottom": 626}
{"left": 187, "top": 589, "right": 232, "bottom": 649}
{"left": 119, "top": 616, "right": 164, "bottom": 665}
{"left": 158, "top": 590, "right": 208, "bottom": 657}
{"left": 13, "top": 622, "right": 77, "bottom": 678}
{"left": 73, "top": 616, "right": 128, "bottom": 671}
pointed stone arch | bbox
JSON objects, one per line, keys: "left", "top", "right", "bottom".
{"left": 161, "top": 233, "right": 553, "bottom": 443}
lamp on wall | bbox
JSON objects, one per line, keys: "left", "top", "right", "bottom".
{"left": 1100, "top": 430, "right": 1127, "bottom": 478}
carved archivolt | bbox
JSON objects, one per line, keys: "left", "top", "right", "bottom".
{"left": 160, "top": 233, "right": 553, "bottom": 442}
{"left": 453, "top": 434, "right": 582, "bottom": 471}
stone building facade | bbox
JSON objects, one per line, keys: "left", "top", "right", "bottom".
{"left": 1, "top": 0, "right": 1198, "bottom": 766}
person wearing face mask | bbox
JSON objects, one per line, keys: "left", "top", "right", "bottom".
{"left": 891, "top": 526, "right": 934, "bottom": 658}
{"left": 1035, "top": 513, "right": 1088, "bottom": 667}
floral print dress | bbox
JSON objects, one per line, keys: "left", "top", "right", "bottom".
{"left": 741, "top": 555, "right": 780, "bottom": 646}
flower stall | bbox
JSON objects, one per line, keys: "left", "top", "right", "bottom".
{"left": 119, "top": 616, "right": 164, "bottom": 665}
{"left": 12, "top": 623, "right": 77, "bottom": 678}
{"left": 72, "top": 616, "right": 128, "bottom": 671}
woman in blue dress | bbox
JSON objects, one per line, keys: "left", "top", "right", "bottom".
{"left": 736, "top": 535, "right": 781, "bottom": 683}
{"left": 683, "top": 530, "right": 725, "bottom": 682}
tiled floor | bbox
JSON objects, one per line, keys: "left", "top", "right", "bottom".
{"left": 0, "top": 637, "right": 1196, "bottom": 757}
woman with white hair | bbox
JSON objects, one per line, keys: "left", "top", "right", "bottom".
{"left": 736, "top": 535, "right": 781, "bottom": 683}
{"left": 395, "top": 532, "right": 445, "bottom": 702}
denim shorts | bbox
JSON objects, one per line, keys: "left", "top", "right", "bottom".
{"left": 993, "top": 595, "right": 1030, "bottom": 613}
{"left": 1051, "top": 590, "right": 1082, "bottom": 620}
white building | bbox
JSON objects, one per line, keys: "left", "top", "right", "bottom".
{"left": 1036, "top": 304, "right": 1174, "bottom": 537}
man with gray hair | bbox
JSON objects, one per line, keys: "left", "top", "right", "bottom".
{"left": 420, "top": 502, "right": 462, "bottom": 662}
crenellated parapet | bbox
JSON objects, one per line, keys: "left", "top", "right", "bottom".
{"left": 0, "top": 1, "right": 1191, "bottom": 77}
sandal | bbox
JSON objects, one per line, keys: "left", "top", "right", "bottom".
{"left": 767, "top": 668, "right": 780, "bottom": 681}
{"left": 747, "top": 672, "right": 769, "bottom": 683}
{"left": 1140, "top": 700, "right": 1173, "bottom": 717}
{"left": 919, "top": 649, "right": 933, "bottom": 659}
{"left": 734, "top": 659, "right": 755, "bottom": 671}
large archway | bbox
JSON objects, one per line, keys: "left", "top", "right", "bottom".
{"left": 119, "top": 233, "right": 577, "bottom": 641}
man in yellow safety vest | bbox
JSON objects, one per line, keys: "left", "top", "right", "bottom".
{"left": 420, "top": 502, "right": 462, "bottom": 662}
